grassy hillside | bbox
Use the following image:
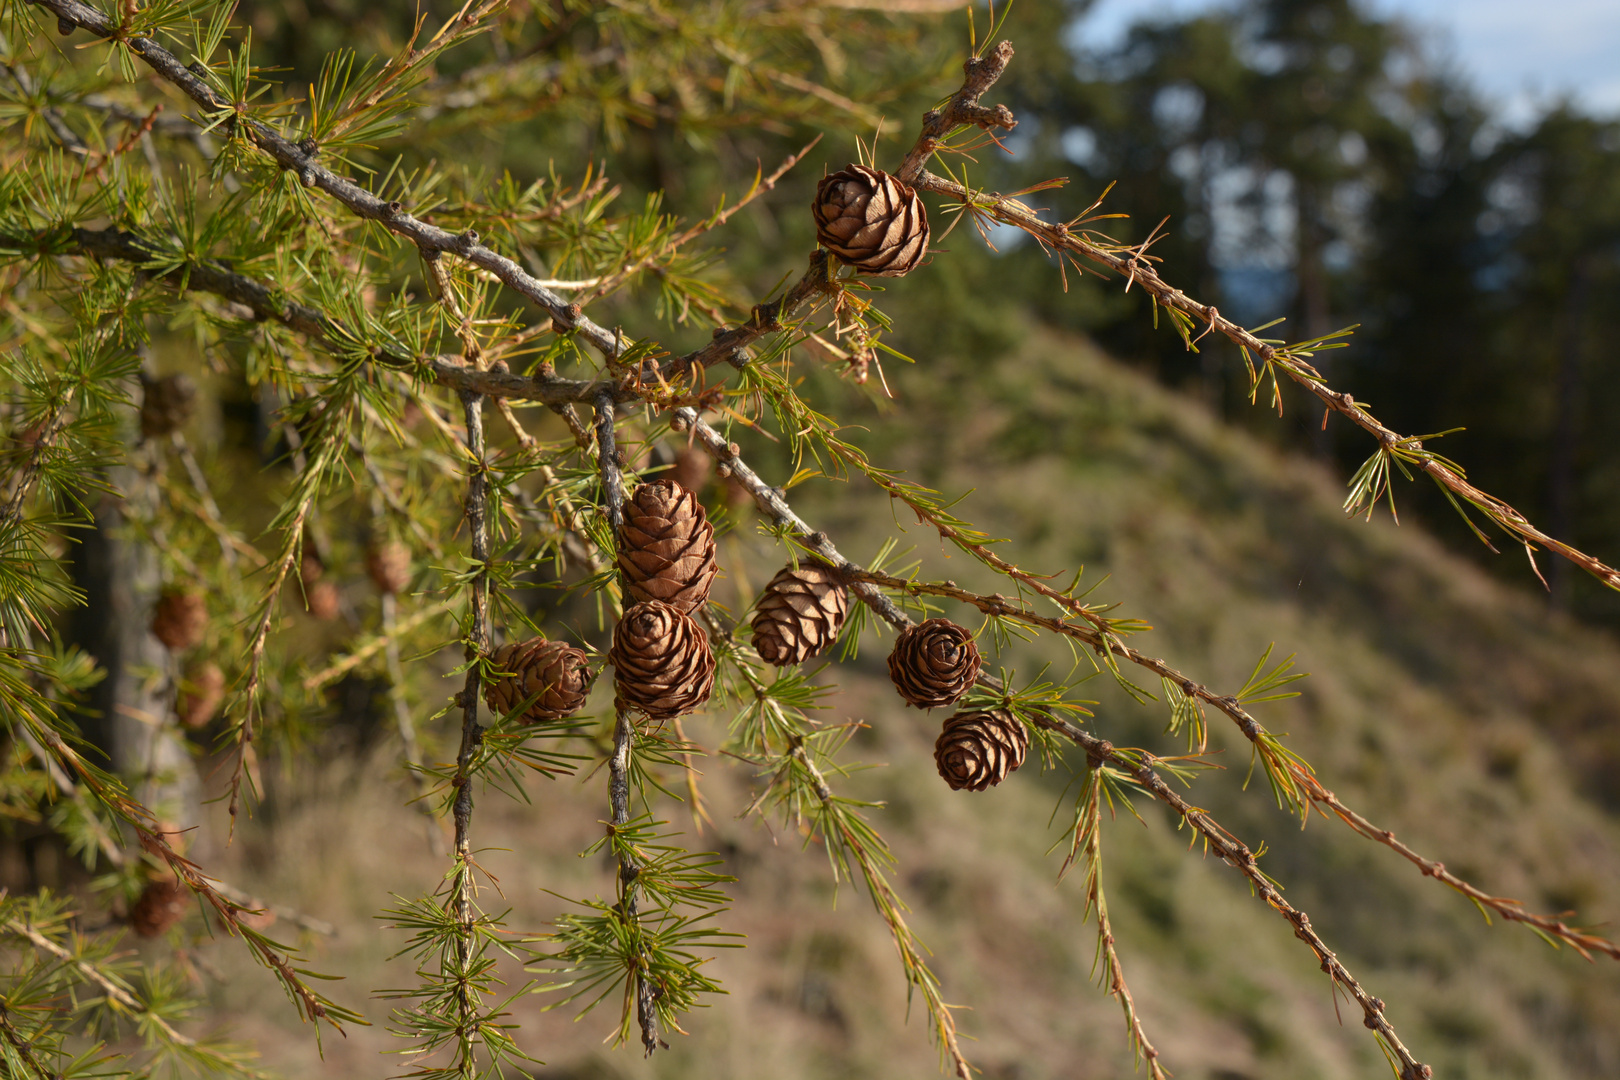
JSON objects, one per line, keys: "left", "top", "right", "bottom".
{"left": 197, "top": 330, "right": 1620, "bottom": 1080}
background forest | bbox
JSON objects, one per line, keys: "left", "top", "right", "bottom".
{"left": 3, "top": 1, "right": 1620, "bottom": 1079}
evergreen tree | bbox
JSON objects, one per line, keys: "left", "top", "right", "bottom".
{"left": 1, "top": 2, "right": 1618, "bottom": 1078}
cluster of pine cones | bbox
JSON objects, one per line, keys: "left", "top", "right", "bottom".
{"left": 746, "top": 551, "right": 1024, "bottom": 792}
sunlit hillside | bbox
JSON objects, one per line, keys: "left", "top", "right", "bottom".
{"left": 175, "top": 330, "right": 1620, "bottom": 1080}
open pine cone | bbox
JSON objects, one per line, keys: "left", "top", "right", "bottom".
{"left": 484, "top": 637, "right": 593, "bottom": 723}
{"left": 139, "top": 373, "right": 197, "bottom": 439}
{"left": 151, "top": 588, "right": 207, "bottom": 651}
{"left": 934, "top": 709, "right": 1028, "bottom": 792}
{"left": 610, "top": 600, "right": 715, "bottom": 720}
{"left": 812, "top": 164, "right": 930, "bottom": 277}
{"left": 618, "top": 479, "right": 718, "bottom": 614}
{"left": 130, "top": 876, "right": 190, "bottom": 937}
{"left": 751, "top": 562, "right": 850, "bottom": 666}
{"left": 887, "top": 617, "right": 981, "bottom": 708}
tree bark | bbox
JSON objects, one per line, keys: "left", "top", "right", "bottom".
{"left": 66, "top": 457, "right": 200, "bottom": 831}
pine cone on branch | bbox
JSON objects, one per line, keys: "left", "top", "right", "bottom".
{"left": 934, "top": 709, "right": 1028, "bottom": 792}
{"left": 887, "top": 617, "right": 981, "bottom": 708}
{"left": 139, "top": 373, "right": 197, "bottom": 439}
{"left": 813, "top": 164, "right": 930, "bottom": 277}
{"left": 176, "top": 661, "right": 225, "bottom": 730}
{"left": 610, "top": 600, "right": 715, "bottom": 720}
{"left": 130, "top": 876, "right": 190, "bottom": 937}
{"left": 151, "top": 588, "right": 207, "bottom": 652}
{"left": 300, "top": 552, "right": 340, "bottom": 621}
{"left": 618, "top": 479, "right": 718, "bottom": 614}
{"left": 751, "top": 562, "right": 850, "bottom": 666}
{"left": 668, "top": 445, "right": 713, "bottom": 494}
{"left": 484, "top": 637, "right": 593, "bottom": 723}
{"left": 366, "top": 540, "right": 411, "bottom": 595}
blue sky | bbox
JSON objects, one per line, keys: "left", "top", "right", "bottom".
{"left": 1072, "top": 0, "right": 1620, "bottom": 124}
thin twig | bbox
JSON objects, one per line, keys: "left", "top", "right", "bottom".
{"left": 4, "top": 915, "right": 197, "bottom": 1048}
{"left": 894, "top": 39, "right": 1619, "bottom": 596}
{"left": 1080, "top": 758, "right": 1168, "bottom": 1080}
{"left": 300, "top": 606, "right": 437, "bottom": 692}
{"left": 447, "top": 381, "right": 491, "bottom": 1042}
{"left": 211, "top": 880, "right": 338, "bottom": 938}
{"left": 674, "top": 407, "right": 1433, "bottom": 1080}
{"left": 578, "top": 136, "right": 823, "bottom": 305}
{"left": 35, "top": 0, "right": 624, "bottom": 356}
{"left": 595, "top": 390, "right": 657, "bottom": 1055}
{"left": 837, "top": 564, "right": 1620, "bottom": 961}
{"left": 785, "top": 741, "right": 972, "bottom": 1080}
{"left": 380, "top": 591, "right": 445, "bottom": 855}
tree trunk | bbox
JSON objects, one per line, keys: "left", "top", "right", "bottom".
{"left": 66, "top": 455, "right": 199, "bottom": 831}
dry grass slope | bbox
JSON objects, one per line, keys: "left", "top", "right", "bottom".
{"left": 199, "top": 330, "right": 1620, "bottom": 1080}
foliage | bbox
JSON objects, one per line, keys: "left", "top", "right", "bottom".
{"left": 0, "top": 2, "right": 1616, "bottom": 1079}
{"left": 982, "top": 0, "right": 1620, "bottom": 623}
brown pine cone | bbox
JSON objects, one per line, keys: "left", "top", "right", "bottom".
{"left": 750, "top": 562, "right": 850, "bottom": 667}
{"left": 130, "top": 876, "right": 191, "bottom": 937}
{"left": 484, "top": 637, "right": 593, "bottom": 724}
{"left": 812, "top": 164, "right": 930, "bottom": 277}
{"left": 610, "top": 600, "right": 715, "bottom": 720}
{"left": 887, "top": 617, "right": 981, "bottom": 709}
{"left": 934, "top": 709, "right": 1028, "bottom": 792}
{"left": 139, "top": 373, "right": 197, "bottom": 438}
{"left": 618, "top": 479, "right": 718, "bottom": 614}
{"left": 668, "top": 445, "right": 713, "bottom": 494}
{"left": 366, "top": 540, "right": 411, "bottom": 595}
{"left": 151, "top": 589, "right": 207, "bottom": 651}
{"left": 305, "top": 579, "right": 340, "bottom": 621}
{"left": 176, "top": 661, "right": 225, "bottom": 730}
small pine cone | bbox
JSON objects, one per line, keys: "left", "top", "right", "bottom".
{"left": 176, "top": 661, "right": 225, "bottom": 730}
{"left": 610, "top": 600, "right": 715, "bottom": 720}
{"left": 668, "top": 445, "right": 713, "bottom": 494}
{"left": 750, "top": 562, "right": 850, "bottom": 667}
{"left": 887, "top": 617, "right": 981, "bottom": 709}
{"left": 366, "top": 540, "right": 411, "bottom": 595}
{"left": 130, "top": 876, "right": 191, "bottom": 937}
{"left": 151, "top": 589, "right": 207, "bottom": 652}
{"left": 305, "top": 578, "right": 340, "bottom": 621}
{"left": 618, "top": 479, "right": 718, "bottom": 614}
{"left": 934, "top": 709, "right": 1028, "bottom": 792}
{"left": 813, "top": 164, "right": 930, "bottom": 277}
{"left": 484, "top": 637, "right": 593, "bottom": 723}
{"left": 299, "top": 551, "right": 324, "bottom": 585}
{"left": 139, "top": 373, "right": 197, "bottom": 438}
